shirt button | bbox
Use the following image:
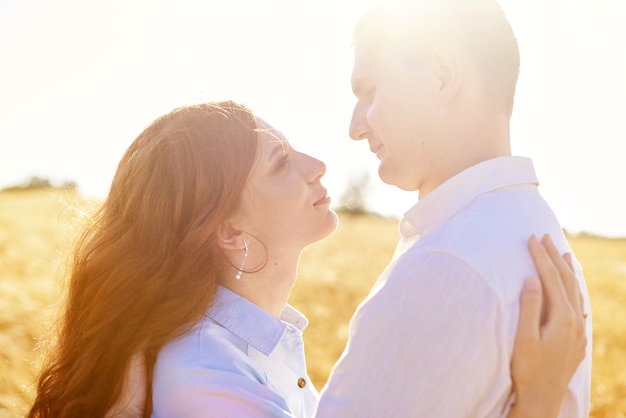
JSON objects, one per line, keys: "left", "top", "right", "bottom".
{"left": 297, "top": 377, "right": 306, "bottom": 388}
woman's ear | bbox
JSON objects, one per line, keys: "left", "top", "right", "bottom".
{"left": 217, "top": 222, "right": 245, "bottom": 251}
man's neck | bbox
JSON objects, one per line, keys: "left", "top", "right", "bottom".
{"left": 419, "top": 112, "right": 512, "bottom": 200}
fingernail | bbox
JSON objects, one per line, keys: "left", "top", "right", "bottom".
{"left": 524, "top": 276, "right": 541, "bottom": 291}
{"left": 542, "top": 233, "right": 553, "bottom": 245}
{"left": 564, "top": 252, "right": 574, "bottom": 266}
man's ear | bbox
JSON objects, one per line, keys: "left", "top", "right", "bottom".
{"left": 430, "top": 46, "right": 462, "bottom": 103}
{"left": 217, "top": 222, "right": 245, "bottom": 251}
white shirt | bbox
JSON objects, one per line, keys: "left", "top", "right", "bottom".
{"left": 152, "top": 286, "right": 319, "bottom": 418}
{"left": 316, "top": 156, "right": 592, "bottom": 418}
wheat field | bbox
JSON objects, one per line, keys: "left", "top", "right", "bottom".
{"left": 1, "top": 190, "right": 624, "bottom": 417}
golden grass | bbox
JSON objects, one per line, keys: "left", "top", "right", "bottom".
{"left": 567, "top": 236, "right": 626, "bottom": 416}
{"left": 0, "top": 190, "right": 624, "bottom": 417}
{"left": 0, "top": 189, "right": 96, "bottom": 417}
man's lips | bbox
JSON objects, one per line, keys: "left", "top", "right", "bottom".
{"left": 370, "top": 144, "right": 383, "bottom": 155}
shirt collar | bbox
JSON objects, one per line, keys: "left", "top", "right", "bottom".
{"left": 206, "top": 286, "right": 308, "bottom": 356}
{"left": 400, "top": 156, "right": 539, "bottom": 238}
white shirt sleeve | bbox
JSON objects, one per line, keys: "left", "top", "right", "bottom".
{"left": 316, "top": 250, "right": 516, "bottom": 418}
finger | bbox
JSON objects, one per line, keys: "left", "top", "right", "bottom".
{"left": 540, "top": 234, "right": 573, "bottom": 276}
{"left": 541, "top": 234, "right": 583, "bottom": 315}
{"left": 517, "top": 275, "right": 543, "bottom": 340}
{"left": 127, "top": 352, "right": 147, "bottom": 389}
{"left": 563, "top": 252, "right": 585, "bottom": 315}
{"left": 528, "top": 234, "right": 564, "bottom": 315}
{"left": 111, "top": 353, "right": 147, "bottom": 418}
{"left": 563, "top": 252, "right": 574, "bottom": 271}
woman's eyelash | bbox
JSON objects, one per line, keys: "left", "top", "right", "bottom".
{"left": 279, "top": 154, "right": 290, "bottom": 166}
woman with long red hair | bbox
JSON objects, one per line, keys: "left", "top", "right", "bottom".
{"left": 29, "top": 101, "right": 585, "bottom": 417}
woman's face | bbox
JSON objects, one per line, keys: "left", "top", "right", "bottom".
{"left": 236, "top": 119, "right": 338, "bottom": 255}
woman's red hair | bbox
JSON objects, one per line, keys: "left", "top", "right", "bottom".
{"left": 29, "top": 101, "right": 258, "bottom": 417}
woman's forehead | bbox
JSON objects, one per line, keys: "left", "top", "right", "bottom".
{"left": 255, "top": 117, "right": 289, "bottom": 149}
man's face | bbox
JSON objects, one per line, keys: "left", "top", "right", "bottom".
{"left": 349, "top": 36, "right": 443, "bottom": 193}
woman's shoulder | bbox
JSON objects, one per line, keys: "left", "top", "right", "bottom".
{"left": 157, "top": 317, "right": 252, "bottom": 371}
{"left": 151, "top": 317, "right": 293, "bottom": 417}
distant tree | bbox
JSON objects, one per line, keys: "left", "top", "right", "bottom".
{"left": 60, "top": 180, "right": 77, "bottom": 190}
{"left": 1, "top": 176, "right": 77, "bottom": 192}
{"left": 337, "top": 172, "right": 371, "bottom": 215}
{"left": 24, "top": 176, "right": 52, "bottom": 189}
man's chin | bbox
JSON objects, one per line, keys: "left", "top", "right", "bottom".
{"left": 378, "top": 165, "right": 401, "bottom": 188}
{"left": 378, "top": 166, "right": 419, "bottom": 192}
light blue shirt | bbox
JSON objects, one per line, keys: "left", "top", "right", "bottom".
{"left": 152, "top": 286, "right": 319, "bottom": 417}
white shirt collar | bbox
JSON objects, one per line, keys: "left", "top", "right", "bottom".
{"left": 400, "top": 156, "right": 539, "bottom": 239}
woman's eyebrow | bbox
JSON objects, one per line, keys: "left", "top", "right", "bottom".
{"left": 268, "top": 140, "right": 287, "bottom": 161}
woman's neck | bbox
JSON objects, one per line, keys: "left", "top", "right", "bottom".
{"left": 219, "top": 251, "right": 301, "bottom": 318}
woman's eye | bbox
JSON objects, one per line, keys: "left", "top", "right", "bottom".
{"left": 278, "top": 155, "right": 290, "bottom": 168}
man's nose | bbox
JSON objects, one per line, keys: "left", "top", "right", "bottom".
{"left": 349, "top": 104, "right": 369, "bottom": 141}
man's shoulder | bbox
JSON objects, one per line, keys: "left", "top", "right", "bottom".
{"left": 424, "top": 185, "right": 562, "bottom": 252}
{"left": 398, "top": 188, "right": 566, "bottom": 300}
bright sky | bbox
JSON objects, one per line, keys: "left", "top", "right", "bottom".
{"left": 1, "top": 0, "right": 625, "bottom": 237}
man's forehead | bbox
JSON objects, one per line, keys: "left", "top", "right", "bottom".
{"left": 351, "top": 39, "right": 385, "bottom": 92}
